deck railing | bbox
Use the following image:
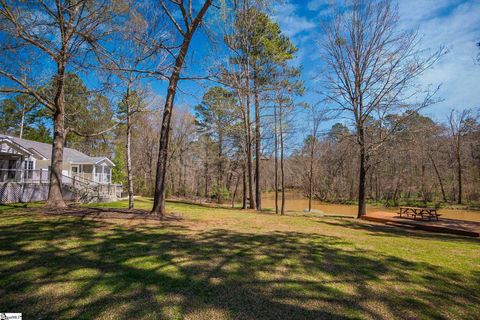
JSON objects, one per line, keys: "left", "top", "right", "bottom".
{"left": 72, "top": 172, "right": 111, "bottom": 184}
{"left": 94, "top": 173, "right": 111, "bottom": 184}
{"left": 0, "top": 169, "right": 123, "bottom": 199}
{"left": 0, "top": 169, "right": 49, "bottom": 183}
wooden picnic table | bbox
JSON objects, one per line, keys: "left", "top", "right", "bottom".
{"left": 397, "top": 206, "right": 441, "bottom": 221}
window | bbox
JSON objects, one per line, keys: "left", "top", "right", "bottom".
{"left": 24, "top": 160, "right": 34, "bottom": 179}
{"left": 24, "top": 160, "right": 34, "bottom": 170}
{"left": 8, "top": 160, "right": 17, "bottom": 179}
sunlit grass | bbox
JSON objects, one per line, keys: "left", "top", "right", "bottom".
{"left": 0, "top": 197, "right": 479, "bottom": 319}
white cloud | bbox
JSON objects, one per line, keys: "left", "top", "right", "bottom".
{"left": 272, "top": 2, "right": 315, "bottom": 38}
{"left": 306, "top": 0, "right": 330, "bottom": 11}
{"left": 270, "top": 0, "right": 480, "bottom": 119}
{"left": 398, "top": 0, "right": 480, "bottom": 116}
{"left": 398, "top": 0, "right": 463, "bottom": 27}
{"left": 270, "top": 1, "right": 318, "bottom": 68}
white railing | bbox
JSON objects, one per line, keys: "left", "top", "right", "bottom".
{"left": 72, "top": 172, "right": 111, "bottom": 184}
{"left": 94, "top": 173, "right": 111, "bottom": 184}
{"left": 0, "top": 169, "right": 49, "bottom": 183}
{"left": 1, "top": 169, "right": 122, "bottom": 198}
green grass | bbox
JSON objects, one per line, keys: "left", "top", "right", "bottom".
{"left": 0, "top": 201, "right": 44, "bottom": 212}
{"left": 1, "top": 198, "right": 479, "bottom": 319}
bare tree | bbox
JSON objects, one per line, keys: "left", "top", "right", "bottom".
{"left": 270, "top": 64, "right": 302, "bottom": 215}
{"left": 0, "top": 1, "right": 112, "bottom": 207}
{"left": 107, "top": 2, "right": 169, "bottom": 209}
{"left": 448, "top": 109, "right": 473, "bottom": 204}
{"left": 304, "top": 104, "right": 328, "bottom": 212}
{"left": 320, "top": 0, "right": 444, "bottom": 217}
{"left": 151, "top": 0, "right": 213, "bottom": 215}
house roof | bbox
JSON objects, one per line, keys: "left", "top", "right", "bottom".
{"left": 0, "top": 135, "right": 114, "bottom": 166}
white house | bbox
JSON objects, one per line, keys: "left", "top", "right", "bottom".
{"left": 0, "top": 135, "right": 115, "bottom": 184}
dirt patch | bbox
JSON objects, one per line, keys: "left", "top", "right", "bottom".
{"left": 36, "top": 206, "right": 182, "bottom": 222}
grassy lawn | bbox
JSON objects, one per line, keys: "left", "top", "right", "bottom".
{"left": 0, "top": 198, "right": 479, "bottom": 319}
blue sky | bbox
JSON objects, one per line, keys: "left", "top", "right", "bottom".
{"left": 172, "top": 0, "right": 480, "bottom": 127}
{"left": 2, "top": 0, "right": 477, "bottom": 133}
{"left": 275, "top": 0, "right": 480, "bottom": 122}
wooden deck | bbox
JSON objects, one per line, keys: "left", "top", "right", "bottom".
{"left": 363, "top": 211, "right": 480, "bottom": 238}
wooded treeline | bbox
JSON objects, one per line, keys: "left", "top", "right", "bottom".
{"left": 290, "top": 110, "right": 480, "bottom": 207}
{"left": 1, "top": 0, "right": 479, "bottom": 215}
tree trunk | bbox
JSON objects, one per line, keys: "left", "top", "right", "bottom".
{"left": 152, "top": 71, "right": 179, "bottom": 215}
{"left": 232, "top": 173, "right": 239, "bottom": 208}
{"left": 308, "top": 137, "right": 314, "bottom": 212}
{"left": 125, "top": 85, "right": 134, "bottom": 209}
{"left": 456, "top": 138, "right": 462, "bottom": 204}
{"left": 151, "top": 1, "right": 211, "bottom": 215}
{"left": 421, "top": 162, "right": 426, "bottom": 202}
{"left": 204, "top": 138, "right": 209, "bottom": 198}
{"left": 357, "top": 127, "right": 367, "bottom": 218}
{"left": 428, "top": 152, "right": 447, "bottom": 203}
{"left": 253, "top": 64, "right": 262, "bottom": 211}
{"left": 218, "top": 131, "right": 223, "bottom": 189}
{"left": 279, "top": 104, "right": 285, "bottom": 215}
{"left": 179, "top": 150, "right": 186, "bottom": 195}
{"left": 245, "top": 73, "right": 255, "bottom": 209}
{"left": 274, "top": 102, "right": 279, "bottom": 214}
{"left": 19, "top": 101, "right": 26, "bottom": 139}
{"left": 196, "top": 169, "right": 201, "bottom": 196}
{"left": 126, "top": 112, "right": 134, "bottom": 208}
{"left": 46, "top": 62, "right": 67, "bottom": 208}
{"left": 242, "top": 166, "right": 247, "bottom": 209}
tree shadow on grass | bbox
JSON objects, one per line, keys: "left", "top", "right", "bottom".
{"left": 38, "top": 206, "right": 183, "bottom": 222}
{"left": 0, "top": 216, "right": 478, "bottom": 319}
{"left": 316, "top": 218, "right": 480, "bottom": 243}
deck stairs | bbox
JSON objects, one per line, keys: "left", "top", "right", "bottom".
{"left": 62, "top": 174, "right": 117, "bottom": 203}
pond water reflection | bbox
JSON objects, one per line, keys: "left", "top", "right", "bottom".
{"left": 262, "top": 192, "right": 480, "bottom": 222}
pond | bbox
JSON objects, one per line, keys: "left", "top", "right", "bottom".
{"left": 261, "top": 192, "right": 480, "bottom": 222}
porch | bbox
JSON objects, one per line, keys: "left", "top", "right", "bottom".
{"left": 0, "top": 155, "right": 46, "bottom": 183}
{"left": 0, "top": 167, "right": 111, "bottom": 185}
{"left": 0, "top": 168, "right": 49, "bottom": 183}
{"left": 71, "top": 163, "right": 112, "bottom": 184}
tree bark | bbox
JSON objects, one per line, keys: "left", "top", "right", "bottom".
{"left": 218, "top": 131, "right": 223, "bottom": 189}
{"left": 421, "top": 162, "right": 426, "bottom": 202}
{"left": 19, "top": 100, "right": 26, "bottom": 139}
{"left": 179, "top": 149, "right": 186, "bottom": 195}
{"left": 308, "top": 139, "right": 314, "bottom": 212}
{"left": 428, "top": 153, "right": 447, "bottom": 203}
{"left": 274, "top": 101, "right": 279, "bottom": 214}
{"left": 279, "top": 103, "right": 285, "bottom": 215}
{"left": 125, "top": 86, "right": 134, "bottom": 209}
{"left": 456, "top": 137, "right": 462, "bottom": 204}
{"left": 242, "top": 166, "right": 247, "bottom": 209}
{"left": 46, "top": 62, "right": 67, "bottom": 208}
{"left": 232, "top": 173, "right": 239, "bottom": 208}
{"left": 152, "top": 72, "right": 179, "bottom": 214}
{"left": 245, "top": 72, "right": 255, "bottom": 209}
{"left": 253, "top": 64, "right": 262, "bottom": 211}
{"left": 357, "top": 127, "right": 367, "bottom": 218}
{"left": 151, "top": 0, "right": 211, "bottom": 215}
{"left": 204, "top": 138, "right": 209, "bottom": 198}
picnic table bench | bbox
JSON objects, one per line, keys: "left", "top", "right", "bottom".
{"left": 397, "top": 206, "right": 441, "bottom": 221}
